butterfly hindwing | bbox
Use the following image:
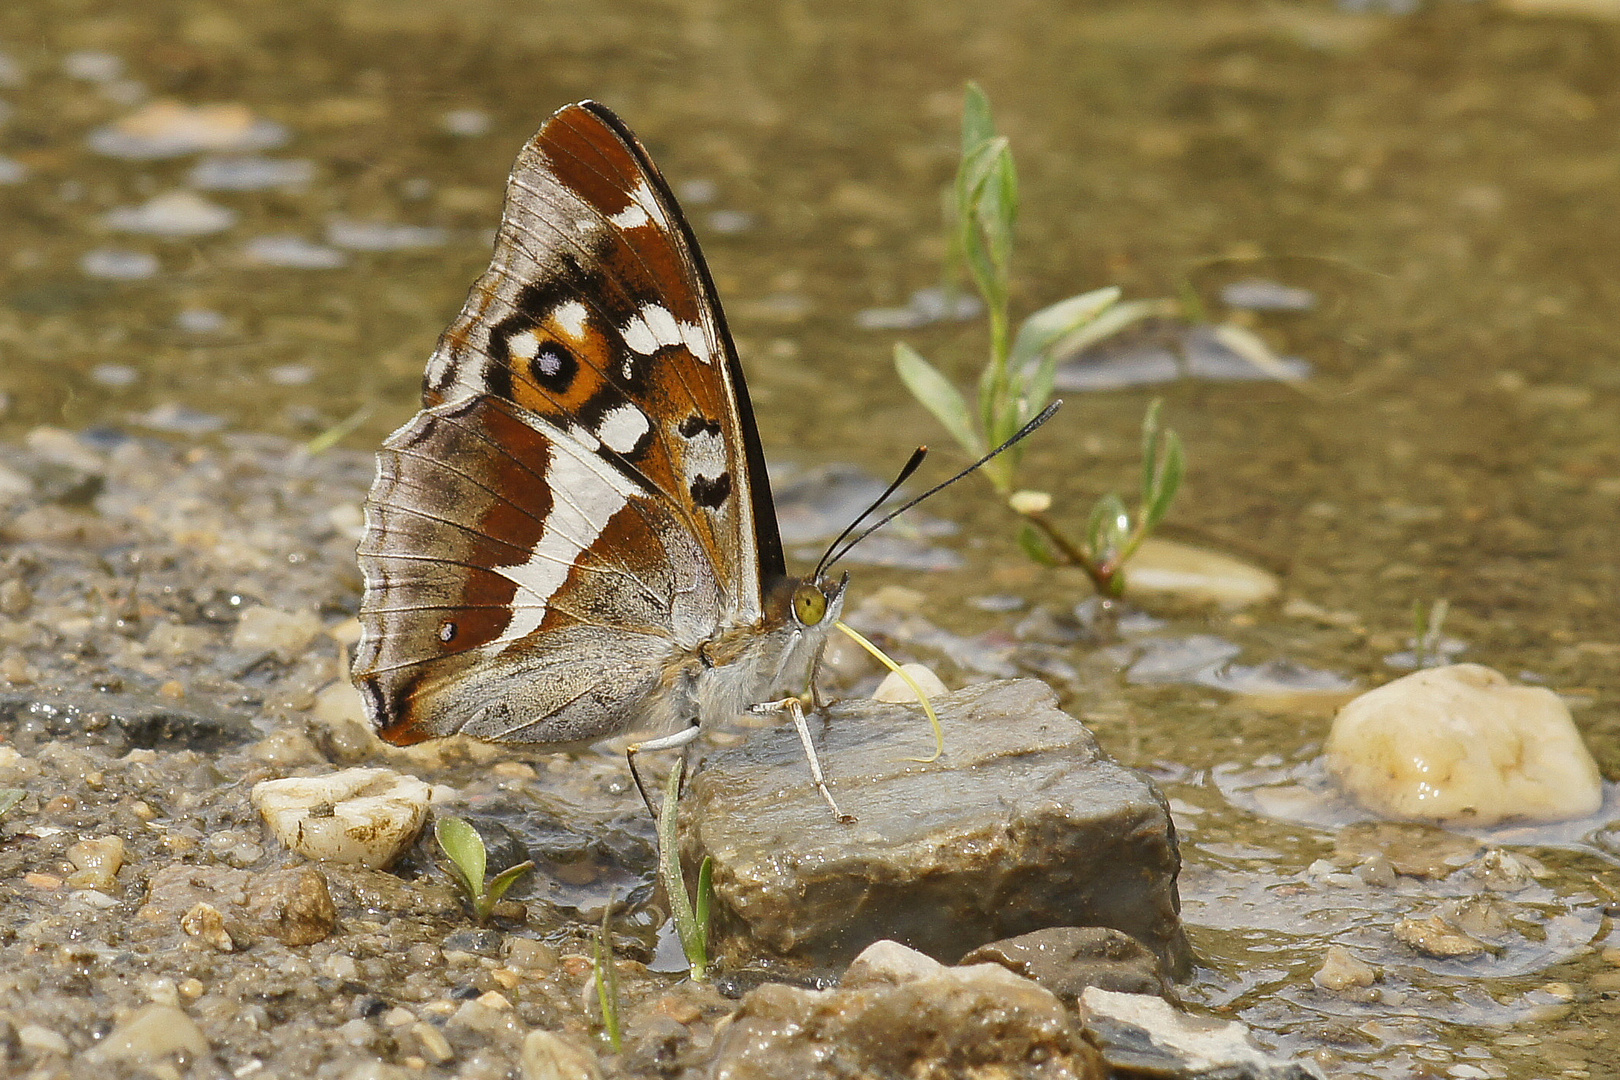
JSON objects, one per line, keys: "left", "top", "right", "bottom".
{"left": 354, "top": 101, "right": 777, "bottom": 746}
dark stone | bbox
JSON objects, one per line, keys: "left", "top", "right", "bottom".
{"left": 243, "top": 867, "right": 338, "bottom": 946}
{"left": 963, "top": 926, "right": 1173, "bottom": 1001}
{"left": 442, "top": 929, "right": 503, "bottom": 957}
{"left": 681, "top": 679, "right": 1190, "bottom": 978}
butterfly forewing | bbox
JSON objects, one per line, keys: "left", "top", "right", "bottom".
{"left": 355, "top": 101, "right": 777, "bottom": 746}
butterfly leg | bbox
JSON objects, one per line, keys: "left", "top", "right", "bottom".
{"left": 626, "top": 723, "right": 702, "bottom": 821}
{"left": 752, "top": 696, "right": 855, "bottom": 824}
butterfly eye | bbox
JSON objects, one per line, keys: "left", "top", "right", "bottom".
{"left": 792, "top": 584, "right": 828, "bottom": 626}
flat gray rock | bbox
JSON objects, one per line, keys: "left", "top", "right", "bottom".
{"left": 680, "top": 679, "right": 1190, "bottom": 977}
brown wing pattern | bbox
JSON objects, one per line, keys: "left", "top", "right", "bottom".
{"left": 354, "top": 102, "right": 769, "bottom": 746}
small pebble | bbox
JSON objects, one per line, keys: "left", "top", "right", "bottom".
{"left": 80, "top": 248, "right": 160, "bottom": 280}
{"left": 522, "top": 1029, "right": 602, "bottom": 1080}
{"left": 65, "top": 835, "right": 125, "bottom": 891}
{"left": 89, "top": 100, "right": 289, "bottom": 159}
{"left": 1312, "top": 945, "right": 1376, "bottom": 991}
{"left": 180, "top": 902, "right": 236, "bottom": 951}
{"left": 231, "top": 605, "right": 322, "bottom": 661}
{"left": 188, "top": 155, "right": 315, "bottom": 191}
{"left": 17, "top": 1024, "right": 70, "bottom": 1056}
{"left": 241, "top": 234, "right": 349, "bottom": 269}
{"left": 871, "top": 663, "right": 947, "bottom": 704}
{"left": 89, "top": 1004, "right": 210, "bottom": 1064}
{"left": 325, "top": 219, "right": 448, "bottom": 251}
{"left": 441, "top": 109, "right": 491, "bottom": 137}
{"left": 104, "top": 191, "right": 238, "bottom": 237}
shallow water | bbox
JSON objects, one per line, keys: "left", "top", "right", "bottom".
{"left": 1, "top": 0, "right": 1618, "bottom": 1076}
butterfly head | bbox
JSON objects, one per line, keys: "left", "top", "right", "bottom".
{"left": 788, "top": 572, "right": 848, "bottom": 631}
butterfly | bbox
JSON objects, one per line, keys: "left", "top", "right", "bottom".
{"left": 351, "top": 101, "right": 860, "bottom": 819}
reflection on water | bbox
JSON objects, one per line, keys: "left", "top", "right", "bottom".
{"left": 1, "top": 0, "right": 1618, "bottom": 1074}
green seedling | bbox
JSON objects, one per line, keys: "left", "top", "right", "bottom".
{"left": 894, "top": 83, "right": 1184, "bottom": 598}
{"left": 434, "top": 815, "right": 533, "bottom": 925}
{"left": 1412, "top": 597, "right": 1451, "bottom": 669}
{"left": 658, "top": 762, "right": 713, "bottom": 982}
{"left": 593, "top": 895, "right": 624, "bottom": 1052}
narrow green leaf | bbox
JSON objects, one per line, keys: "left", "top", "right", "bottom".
{"left": 435, "top": 816, "right": 485, "bottom": 901}
{"left": 1045, "top": 297, "right": 1172, "bottom": 362}
{"left": 895, "top": 343, "right": 983, "bottom": 455}
{"left": 956, "top": 141, "right": 1009, "bottom": 309}
{"left": 962, "top": 81, "right": 995, "bottom": 155}
{"left": 595, "top": 901, "right": 622, "bottom": 1052}
{"left": 1017, "top": 523, "right": 1059, "bottom": 567}
{"left": 1142, "top": 432, "right": 1184, "bottom": 532}
{"left": 659, "top": 763, "right": 707, "bottom": 980}
{"left": 1087, "top": 494, "right": 1130, "bottom": 563}
{"left": 0, "top": 789, "right": 24, "bottom": 818}
{"left": 694, "top": 857, "right": 714, "bottom": 943}
{"left": 485, "top": 861, "right": 534, "bottom": 908}
{"left": 1139, "top": 399, "right": 1164, "bottom": 508}
{"left": 1011, "top": 287, "right": 1121, "bottom": 372}
{"left": 1015, "top": 287, "right": 1122, "bottom": 414}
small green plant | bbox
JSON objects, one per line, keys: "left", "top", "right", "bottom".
{"left": 658, "top": 763, "right": 713, "bottom": 981}
{"left": 434, "top": 815, "right": 533, "bottom": 925}
{"left": 593, "top": 898, "right": 624, "bottom": 1052}
{"left": 894, "top": 82, "right": 1184, "bottom": 598}
{"left": 1412, "top": 597, "right": 1451, "bottom": 668}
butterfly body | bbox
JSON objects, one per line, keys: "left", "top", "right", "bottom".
{"left": 353, "top": 101, "right": 849, "bottom": 806}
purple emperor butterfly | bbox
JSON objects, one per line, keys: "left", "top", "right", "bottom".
{"left": 353, "top": 101, "right": 857, "bottom": 817}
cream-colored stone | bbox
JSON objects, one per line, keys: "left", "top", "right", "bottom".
{"left": 522, "top": 1029, "right": 601, "bottom": 1080}
{"left": 1312, "top": 945, "right": 1375, "bottom": 991}
{"left": 252, "top": 767, "right": 430, "bottom": 868}
{"left": 1325, "top": 664, "right": 1602, "bottom": 825}
{"left": 232, "top": 605, "right": 323, "bottom": 661}
{"left": 1123, "top": 538, "right": 1279, "bottom": 607}
{"left": 88, "top": 1005, "right": 210, "bottom": 1064}
{"left": 870, "top": 663, "right": 947, "bottom": 704}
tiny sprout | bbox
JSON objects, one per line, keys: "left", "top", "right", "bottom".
{"left": 434, "top": 815, "right": 533, "bottom": 925}
{"left": 658, "top": 763, "right": 713, "bottom": 981}
{"left": 593, "top": 897, "right": 624, "bottom": 1052}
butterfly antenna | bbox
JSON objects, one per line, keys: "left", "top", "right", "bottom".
{"left": 813, "top": 446, "right": 929, "bottom": 579}
{"left": 822, "top": 401, "right": 1063, "bottom": 572}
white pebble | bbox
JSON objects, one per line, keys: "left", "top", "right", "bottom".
{"left": 441, "top": 109, "right": 491, "bottom": 137}
{"left": 81, "top": 248, "right": 160, "bottom": 280}
{"left": 17, "top": 1024, "right": 70, "bottom": 1055}
{"left": 522, "top": 1029, "right": 602, "bottom": 1080}
{"left": 241, "top": 234, "right": 348, "bottom": 269}
{"left": 1326, "top": 663, "right": 1603, "bottom": 825}
{"left": 231, "top": 605, "right": 322, "bottom": 661}
{"left": 88, "top": 1005, "right": 210, "bottom": 1064}
{"left": 105, "top": 191, "right": 237, "bottom": 237}
{"left": 252, "top": 767, "right": 431, "bottom": 869}
{"left": 188, "top": 155, "right": 314, "bottom": 191}
{"left": 325, "top": 219, "right": 447, "bottom": 251}
{"left": 871, "top": 663, "right": 947, "bottom": 704}
{"left": 89, "top": 100, "right": 288, "bottom": 159}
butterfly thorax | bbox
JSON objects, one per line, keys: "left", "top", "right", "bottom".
{"left": 655, "top": 573, "right": 846, "bottom": 735}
